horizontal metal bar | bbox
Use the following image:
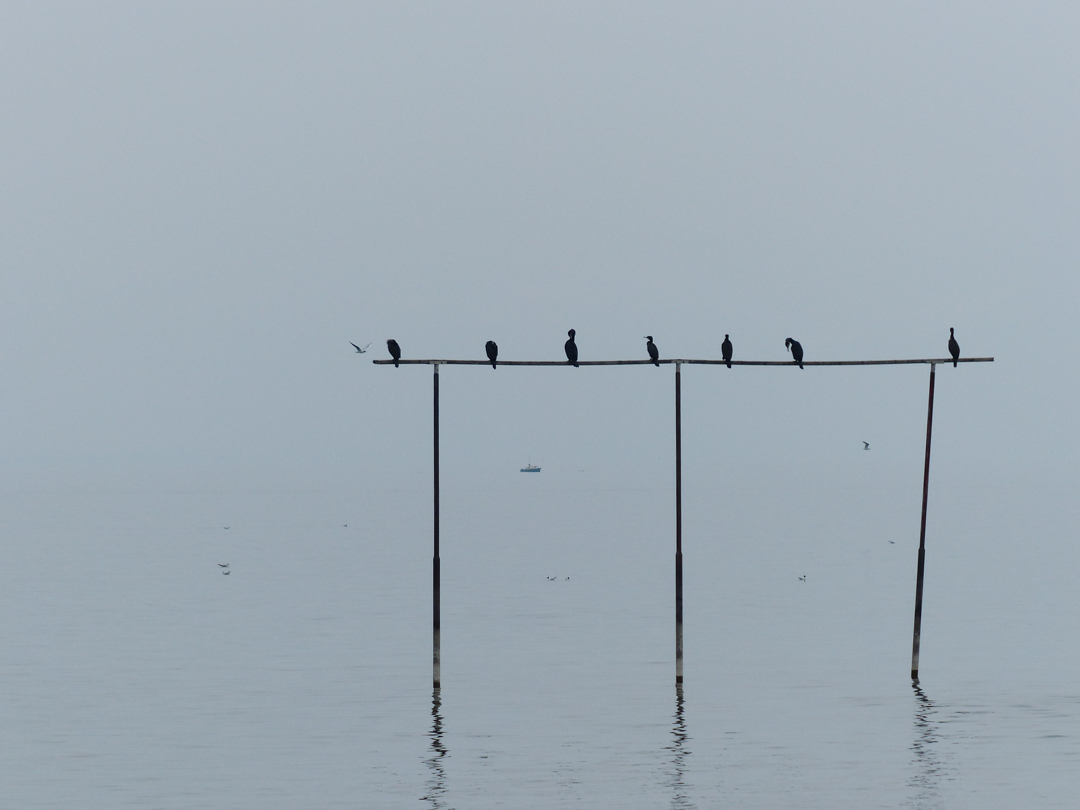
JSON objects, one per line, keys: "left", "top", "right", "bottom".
{"left": 372, "top": 357, "right": 994, "bottom": 367}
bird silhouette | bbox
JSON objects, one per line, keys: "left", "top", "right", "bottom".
{"left": 863, "top": 441, "right": 870, "bottom": 450}
{"left": 785, "top": 338, "right": 804, "bottom": 369}
{"left": 387, "top": 339, "right": 401, "bottom": 368}
{"left": 645, "top": 336, "right": 659, "bottom": 367}
{"left": 565, "top": 329, "right": 578, "bottom": 367}
{"left": 721, "top": 334, "right": 733, "bottom": 368}
{"left": 948, "top": 328, "right": 960, "bottom": 367}
{"left": 223, "top": 569, "right": 231, "bottom": 575}
{"left": 798, "top": 575, "right": 806, "bottom": 582}
{"left": 485, "top": 340, "right": 498, "bottom": 369}
{"left": 218, "top": 563, "right": 229, "bottom": 568}
{"left": 350, "top": 342, "right": 371, "bottom": 354}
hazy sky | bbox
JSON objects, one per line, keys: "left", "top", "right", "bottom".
{"left": 0, "top": 2, "right": 1076, "bottom": 497}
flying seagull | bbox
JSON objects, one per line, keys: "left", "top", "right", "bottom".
{"left": 387, "top": 339, "right": 401, "bottom": 368}
{"left": 721, "top": 334, "right": 733, "bottom": 368}
{"left": 222, "top": 569, "right": 231, "bottom": 575}
{"left": 948, "top": 328, "right": 960, "bottom": 367}
{"left": 218, "top": 563, "right": 229, "bottom": 568}
{"left": 798, "top": 575, "right": 806, "bottom": 581}
{"left": 564, "top": 329, "right": 578, "bottom": 367}
{"left": 645, "top": 336, "right": 659, "bottom": 367}
{"left": 485, "top": 340, "right": 498, "bottom": 369}
{"left": 350, "top": 342, "right": 372, "bottom": 354}
{"left": 785, "top": 338, "right": 804, "bottom": 369}
{"left": 863, "top": 441, "right": 870, "bottom": 450}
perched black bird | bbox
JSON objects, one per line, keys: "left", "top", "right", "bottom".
{"left": 565, "top": 329, "right": 578, "bottom": 367}
{"left": 948, "top": 328, "right": 960, "bottom": 367}
{"left": 486, "top": 340, "right": 498, "bottom": 369}
{"left": 387, "top": 339, "right": 401, "bottom": 368}
{"left": 721, "top": 334, "right": 733, "bottom": 368}
{"left": 785, "top": 338, "right": 804, "bottom": 369}
{"left": 645, "top": 336, "right": 659, "bottom": 367}
{"left": 350, "top": 342, "right": 371, "bottom": 354}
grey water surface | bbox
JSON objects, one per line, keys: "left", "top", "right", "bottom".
{"left": 2, "top": 471, "right": 1077, "bottom": 809}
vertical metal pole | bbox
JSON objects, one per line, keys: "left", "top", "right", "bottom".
{"left": 911, "top": 363, "right": 936, "bottom": 680}
{"left": 675, "top": 363, "right": 683, "bottom": 684}
{"left": 433, "top": 364, "right": 441, "bottom": 689}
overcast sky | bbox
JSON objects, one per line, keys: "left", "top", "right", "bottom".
{"left": 0, "top": 2, "right": 1076, "bottom": 499}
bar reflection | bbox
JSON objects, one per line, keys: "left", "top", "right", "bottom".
{"left": 666, "top": 685, "right": 695, "bottom": 809}
{"left": 421, "top": 688, "right": 450, "bottom": 810}
{"left": 909, "top": 681, "right": 945, "bottom": 809}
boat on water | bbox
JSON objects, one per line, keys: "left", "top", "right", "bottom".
{"left": 520, "top": 463, "right": 541, "bottom": 473}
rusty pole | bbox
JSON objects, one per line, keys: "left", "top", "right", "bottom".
{"left": 433, "top": 364, "right": 441, "bottom": 689}
{"left": 911, "top": 363, "right": 936, "bottom": 680}
{"left": 675, "top": 362, "right": 683, "bottom": 684}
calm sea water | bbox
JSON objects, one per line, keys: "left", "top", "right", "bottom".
{"left": 2, "top": 478, "right": 1077, "bottom": 808}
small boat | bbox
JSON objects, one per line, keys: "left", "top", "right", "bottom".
{"left": 520, "top": 463, "right": 541, "bottom": 473}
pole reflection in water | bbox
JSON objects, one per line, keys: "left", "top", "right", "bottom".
{"left": 909, "top": 682, "right": 946, "bottom": 810}
{"left": 666, "top": 685, "right": 695, "bottom": 809}
{"left": 422, "top": 688, "right": 450, "bottom": 810}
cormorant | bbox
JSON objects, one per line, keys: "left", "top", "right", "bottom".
{"left": 721, "top": 334, "right": 733, "bottom": 368}
{"left": 387, "top": 339, "right": 401, "bottom": 368}
{"left": 785, "top": 338, "right": 804, "bottom": 369}
{"left": 565, "top": 329, "right": 578, "bottom": 367}
{"left": 645, "top": 336, "right": 659, "bottom": 367}
{"left": 948, "top": 328, "right": 959, "bottom": 367}
{"left": 486, "top": 340, "right": 498, "bottom": 369}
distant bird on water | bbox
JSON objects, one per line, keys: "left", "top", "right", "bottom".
{"left": 721, "top": 334, "right": 733, "bottom": 368}
{"left": 863, "top": 441, "right": 870, "bottom": 450}
{"left": 387, "top": 339, "right": 401, "bottom": 368}
{"left": 645, "top": 336, "right": 659, "bottom": 367}
{"left": 350, "top": 342, "right": 371, "bottom": 354}
{"left": 948, "top": 328, "right": 960, "bottom": 367}
{"left": 565, "top": 329, "right": 578, "bottom": 367}
{"left": 785, "top": 338, "right": 804, "bottom": 369}
{"left": 486, "top": 340, "right": 498, "bottom": 369}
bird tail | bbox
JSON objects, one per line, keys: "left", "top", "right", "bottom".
{"left": 726, "top": 361, "right": 731, "bottom": 369}
{"left": 799, "top": 363, "right": 804, "bottom": 369}
{"left": 492, "top": 361, "right": 496, "bottom": 369}
{"left": 395, "top": 361, "right": 399, "bottom": 368}
{"left": 953, "top": 359, "right": 957, "bottom": 368}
